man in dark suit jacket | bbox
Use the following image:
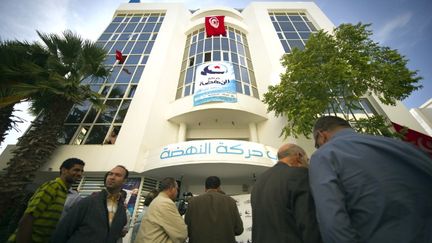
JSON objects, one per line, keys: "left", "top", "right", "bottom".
{"left": 185, "top": 176, "right": 243, "bottom": 243}
{"left": 251, "top": 144, "right": 322, "bottom": 243}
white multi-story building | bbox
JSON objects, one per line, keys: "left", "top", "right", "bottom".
{"left": 410, "top": 98, "right": 432, "bottom": 136}
{"left": 0, "top": 2, "right": 425, "bottom": 242}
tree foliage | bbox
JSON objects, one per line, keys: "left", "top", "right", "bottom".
{"left": 0, "top": 30, "right": 110, "bottom": 228}
{"left": 263, "top": 23, "right": 422, "bottom": 138}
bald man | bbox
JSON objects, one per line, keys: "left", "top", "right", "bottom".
{"left": 251, "top": 144, "right": 322, "bottom": 243}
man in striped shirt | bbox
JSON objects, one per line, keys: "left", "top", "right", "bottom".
{"left": 8, "top": 158, "right": 85, "bottom": 243}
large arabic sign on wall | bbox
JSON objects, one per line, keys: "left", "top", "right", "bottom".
{"left": 141, "top": 140, "right": 278, "bottom": 172}
{"left": 193, "top": 62, "right": 237, "bottom": 106}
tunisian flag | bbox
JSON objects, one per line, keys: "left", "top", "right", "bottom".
{"left": 115, "top": 50, "right": 125, "bottom": 64}
{"left": 392, "top": 122, "right": 432, "bottom": 157}
{"left": 205, "top": 16, "right": 226, "bottom": 37}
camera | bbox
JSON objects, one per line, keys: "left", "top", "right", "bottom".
{"left": 177, "top": 192, "right": 193, "bottom": 215}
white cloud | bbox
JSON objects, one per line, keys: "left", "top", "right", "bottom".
{"left": 0, "top": 0, "right": 70, "bottom": 41}
{"left": 376, "top": 12, "right": 412, "bottom": 44}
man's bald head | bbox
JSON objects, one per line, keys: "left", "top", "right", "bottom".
{"left": 277, "top": 144, "right": 309, "bottom": 167}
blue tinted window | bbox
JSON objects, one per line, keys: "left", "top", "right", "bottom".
{"left": 241, "top": 66, "right": 250, "bottom": 83}
{"left": 213, "top": 51, "right": 221, "bottom": 61}
{"left": 116, "top": 68, "right": 134, "bottom": 83}
{"left": 276, "top": 15, "right": 289, "bottom": 21}
{"left": 123, "top": 42, "right": 135, "bottom": 54}
{"left": 99, "top": 34, "right": 111, "bottom": 41}
{"left": 197, "top": 40, "right": 204, "bottom": 54}
{"left": 284, "top": 32, "right": 300, "bottom": 39}
{"left": 130, "top": 16, "right": 141, "bottom": 22}
{"left": 138, "top": 33, "right": 151, "bottom": 41}
{"left": 116, "top": 23, "right": 126, "bottom": 32}
{"left": 213, "top": 38, "right": 220, "bottom": 50}
{"left": 272, "top": 22, "right": 281, "bottom": 31}
{"left": 279, "top": 22, "right": 295, "bottom": 31}
{"left": 132, "top": 66, "right": 144, "bottom": 83}
{"left": 105, "top": 23, "right": 119, "bottom": 32}
{"left": 115, "top": 100, "right": 131, "bottom": 123}
{"left": 113, "top": 16, "right": 124, "bottom": 22}
{"left": 143, "top": 23, "right": 155, "bottom": 32}
{"left": 125, "top": 55, "right": 141, "bottom": 65}
{"left": 154, "top": 23, "right": 162, "bottom": 32}
{"left": 132, "top": 41, "right": 146, "bottom": 54}
{"left": 125, "top": 23, "right": 137, "bottom": 32}
{"left": 243, "top": 84, "right": 250, "bottom": 95}
{"left": 293, "top": 21, "right": 309, "bottom": 31}
{"left": 185, "top": 67, "right": 193, "bottom": 84}
{"left": 288, "top": 40, "right": 304, "bottom": 50}
{"left": 144, "top": 41, "right": 154, "bottom": 54}
{"left": 204, "top": 39, "right": 212, "bottom": 51}
{"left": 109, "top": 84, "right": 128, "bottom": 98}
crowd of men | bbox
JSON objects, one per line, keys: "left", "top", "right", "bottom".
{"left": 6, "top": 115, "right": 432, "bottom": 243}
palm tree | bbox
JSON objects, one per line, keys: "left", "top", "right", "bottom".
{"left": 0, "top": 41, "right": 49, "bottom": 145}
{"left": 0, "top": 30, "right": 110, "bottom": 221}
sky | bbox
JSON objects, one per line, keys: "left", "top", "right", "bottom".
{"left": 0, "top": 0, "right": 431, "bottom": 152}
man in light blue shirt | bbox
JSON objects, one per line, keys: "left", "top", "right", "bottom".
{"left": 310, "top": 116, "right": 432, "bottom": 243}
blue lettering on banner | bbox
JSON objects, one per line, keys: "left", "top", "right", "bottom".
{"left": 159, "top": 141, "right": 277, "bottom": 161}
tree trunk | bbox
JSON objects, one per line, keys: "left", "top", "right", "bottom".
{"left": 0, "top": 100, "right": 73, "bottom": 220}
{"left": 0, "top": 104, "right": 15, "bottom": 146}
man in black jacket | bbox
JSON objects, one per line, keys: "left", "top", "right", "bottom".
{"left": 251, "top": 144, "right": 321, "bottom": 243}
{"left": 51, "top": 165, "right": 129, "bottom": 243}
{"left": 185, "top": 176, "right": 243, "bottom": 243}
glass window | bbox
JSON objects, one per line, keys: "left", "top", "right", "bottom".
{"left": 141, "top": 55, "right": 149, "bottom": 64}
{"left": 279, "top": 22, "right": 295, "bottom": 31}
{"left": 293, "top": 21, "right": 310, "bottom": 31}
{"left": 288, "top": 40, "right": 304, "bottom": 50}
{"left": 109, "top": 84, "right": 128, "bottom": 98}
{"left": 96, "top": 100, "right": 120, "bottom": 123}
{"left": 284, "top": 31, "right": 300, "bottom": 39}
{"left": 130, "top": 16, "right": 141, "bottom": 22}
{"left": 241, "top": 66, "right": 250, "bottom": 83}
{"left": 84, "top": 125, "right": 110, "bottom": 144}
{"left": 123, "top": 42, "right": 135, "bottom": 54}
{"left": 221, "top": 38, "right": 229, "bottom": 51}
{"left": 204, "top": 52, "right": 211, "bottom": 62}
{"left": 125, "top": 55, "right": 141, "bottom": 65}
{"left": 138, "top": 33, "right": 151, "bottom": 41}
{"left": 229, "top": 40, "right": 237, "bottom": 52}
{"left": 116, "top": 23, "right": 126, "bottom": 33}
{"left": 213, "top": 51, "right": 221, "bottom": 61}
{"left": 115, "top": 100, "right": 131, "bottom": 123}
{"left": 275, "top": 15, "right": 289, "bottom": 21}
{"left": 99, "top": 34, "right": 111, "bottom": 41}
{"left": 132, "top": 41, "right": 147, "bottom": 54}
{"left": 59, "top": 125, "right": 78, "bottom": 144}
{"left": 105, "top": 23, "right": 119, "bottom": 33}
{"left": 231, "top": 53, "right": 238, "bottom": 64}
{"left": 118, "top": 33, "right": 130, "bottom": 41}
{"left": 272, "top": 22, "right": 281, "bottom": 32}
{"left": 132, "top": 66, "right": 144, "bottom": 83}
{"left": 112, "top": 16, "right": 124, "bottom": 22}
{"left": 175, "top": 27, "right": 258, "bottom": 99}
{"left": 128, "top": 85, "right": 137, "bottom": 98}
{"left": 154, "top": 23, "right": 162, "bottom": 32}
{"left": 197, "top": 40, "right": 204, "bottom": 54}
{"left": 189, "top": 42, "right": 197, "bottom": 56}
{"left": 289, "top": 15, "right": 303, "bottom": 21}
{"left": 185, "top": 67, "right": 194, "bottom": 84}
{"left": 83, "top": 106, "right": 99, "bottom": 123}
{"left": 204, "top": 39, "right": 212, "bottom": 51}
{"left": 65, "top": 101, "right": 91, "bottom": 123}
{"left": 117, "top": 67, "right": 135, "bottom": 83}
{"left": 213, "top": 38, "right": 220, "bottom": 50}
{"left": 143, "top": 23, "right": 155, "bottom": 32}
{"left": 144, "top": 41, "right": 154, "bottom": 54}
{"left": 123, "top": 23, "right": 138, "bottom": 32}
{"left": 73, "top": 126, "right": 90, "bottom": 145}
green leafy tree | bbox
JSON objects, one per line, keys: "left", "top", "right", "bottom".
{"left": 0, "top": 31, "right": 109, "bottom": 226}
{"left": 263, "top": 23, "right": 422, "bottom": 138}
{"left": 0, "top": 41, "right": 49, "bottom": 145}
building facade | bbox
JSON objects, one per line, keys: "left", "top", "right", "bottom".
{"left": 0, "top": 2, "right": 426, "bottom": 242}
{"left": 410, "top": 98, "right": 432, "bottom": 136}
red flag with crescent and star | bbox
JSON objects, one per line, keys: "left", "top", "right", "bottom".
{"left": 392, "top": 122, "right": 432, "bottom": 157}
{"left": 205, "top": 16, "right": 226, "bottom": 37}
